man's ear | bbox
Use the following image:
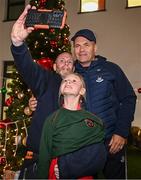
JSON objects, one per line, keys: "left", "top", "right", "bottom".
{"left": 53, "top": 63, "right": 57, "bottom": 71}
{"left": 94, "top": 44, "right": 97, "bottom": 53}
{"left": 72, "top": 66, "right": 75, "bottom": 72}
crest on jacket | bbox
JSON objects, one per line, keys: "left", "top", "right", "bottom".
{"left": 96, "top": 76, "right": 104, "bottom": 83}
{"left": 84, "top": 118, "right": 95, "bottom": 127}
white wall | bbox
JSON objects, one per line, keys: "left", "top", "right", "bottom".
{"left": 0, "top": 0, "right": 141, "bottom": 127}
{"left": 65, "top": 0, "right": 141, "bottom": 127}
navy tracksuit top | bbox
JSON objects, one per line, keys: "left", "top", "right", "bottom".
{"left": 11, "top": 43, "right": 136, "bottom": 154}
{"left": 75, "top": 57, "right": 136, "bottom": 140}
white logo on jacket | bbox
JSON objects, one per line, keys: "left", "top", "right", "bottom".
{"left": 96, "top": 76, "right": 104, "bottom": 83}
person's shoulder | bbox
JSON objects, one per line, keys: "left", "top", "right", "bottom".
{"left": 81, "top": 109, "right": 104, "bottom": 126}
{"left": 43, "top": 69, "right": 62, "bottom": 82}
{"left": 44, "top": 109, "right": 61, "bottom": 125}
{"left": 50, "top": 108, "right": 61, "bottom": 118}
{"left": 105, "top": 56, "right": 121, "bottom": 68}
{"left": 98, "top": 55, "right": 123, "bottom": 72}
{"left": 81, "top": 109, "right": 99, "bottom": 119}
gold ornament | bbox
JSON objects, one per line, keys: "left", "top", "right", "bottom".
{"left": 24, "top": 107, "right": 32, "bottom": 116}
{"left": 22, "top": 137, "right": 27, "bottom": 146}
{"left": 131, "top": 126, "right": 140, "bottom": 138}
{"left": 17, "top": 92, "right": 24, "bottom": 99}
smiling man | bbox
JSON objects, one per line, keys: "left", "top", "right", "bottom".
{"left": 71, "top": 28, "right": 136, "bottom": 179}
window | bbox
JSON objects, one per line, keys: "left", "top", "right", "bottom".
{"left": 126, "top": 0, "right": 141, "bottom": 8}
{"left": 1, "top": 61, "right": 15, "bottom": 119}
{"left": 80, "top": 0, "right": 105, "bottom": 13}
{"left": 6, "top": 0, "right": 25, "bottom": 21}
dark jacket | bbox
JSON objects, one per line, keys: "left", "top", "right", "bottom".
{"left": 75, "top": 56, "right": 136, "bottom": 138}
{"left": 38, "top": 107, "right": 105, "bottom": 178}
{"left": 11, "top": 43, "right": 62, "bottom": 153}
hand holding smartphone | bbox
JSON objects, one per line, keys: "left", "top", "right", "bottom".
{"left": 25, "top": 9, "right": 67, "bottom": 29}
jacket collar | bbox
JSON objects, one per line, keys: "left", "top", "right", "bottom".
{"left": 75, "top": 55, "right": 107, "bottom": 72}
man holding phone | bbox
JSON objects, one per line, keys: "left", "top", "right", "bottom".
{"left": 11, "top": 4, "right": 75, "bottom": 179}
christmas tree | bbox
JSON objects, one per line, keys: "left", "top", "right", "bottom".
{"left": 27, "top": 0, "right": 71, "bottom": 61}
{"left": 0, "top": 0, "right": 71, "bottom": 178}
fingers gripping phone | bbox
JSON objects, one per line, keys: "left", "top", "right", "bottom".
{"left": 25, "top": 9, "right": 67, "bottom": 29}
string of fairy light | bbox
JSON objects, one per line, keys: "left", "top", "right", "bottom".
{"left": 0, "top": 74, "right": 32, "bottom": 116}
{"left": 0, "top": 74, "right": 32, "bottom": 174}
{"left": 0, "top": 118, "right": 31, "bottom": 169}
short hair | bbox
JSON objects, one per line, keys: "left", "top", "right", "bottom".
{"left": 55, "top": 52, "right": 73, "bottom": 62}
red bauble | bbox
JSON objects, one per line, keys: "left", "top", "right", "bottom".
{"left": 5, "top": 96, "right": 14, "bottom": 106}
{"left": 50, "top": 40, "right": 57, "bottom": 48}
{"left": 0, "top": 156, "right": 6, "bottom": 165}
{"left": 138, "top": 88, "right": 141, "bottom": 94}
{"left": 0, "top": 122, "right": 5, "bottom": 129}
{"left": 40, "top": 0, "right": 46, "bottom": 3}
{"left": 39, "top": 0, "right": 46, "bottom": 8}
{"left": 36, "top": 57, "right": 53, "bottom": 70}
{"left": 0, "top": 119, "right": 12, "bottom": 129}
{"left": 50, "top": 28, "right": 55, "bottom": 33}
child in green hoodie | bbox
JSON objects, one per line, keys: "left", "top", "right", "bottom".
{"left": 38, "top": 73, "right": 107, "bottom": 179}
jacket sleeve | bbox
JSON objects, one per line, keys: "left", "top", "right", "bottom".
{"left": 111, "top": 63, "right": 136, "bottom": 138}
{"left": 11, "top": 43, "right": 51, "bottom": 97}
{"left": 37, "top": 115, "right": 53, "bottom": 178}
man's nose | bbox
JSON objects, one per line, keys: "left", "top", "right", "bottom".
{"left": 64, "top": 61, "right": 69, "bottom": 65}
{"left": 66, "top": 80, "right": 71, "bottom": 84}
{"left": 80, "top": 46, "right": 85, "bottom": 52}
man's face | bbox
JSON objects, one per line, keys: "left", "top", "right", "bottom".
{"left": 73, "top": 36, "right": 96, "bottom": 67}
{"left": 54, "top": 52, "right": 74, "bottom": 78}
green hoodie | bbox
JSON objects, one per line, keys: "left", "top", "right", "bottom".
{"left": 38, "top": 108, "right": 105, "bottom": 178}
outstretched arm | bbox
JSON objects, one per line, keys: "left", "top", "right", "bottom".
{"left": 10, "top": 5, "right": 50, "bottom": 97}
{"left": 11, "top": 4, "right": 35, "bottom": 46}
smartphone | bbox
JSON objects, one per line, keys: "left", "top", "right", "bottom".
{"left": 25, "top": 9, "right": 67, "bottom": 29}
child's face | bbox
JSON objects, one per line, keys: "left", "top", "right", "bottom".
{"left": 60, "top": 74, "right": 85, "bottom": 97}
